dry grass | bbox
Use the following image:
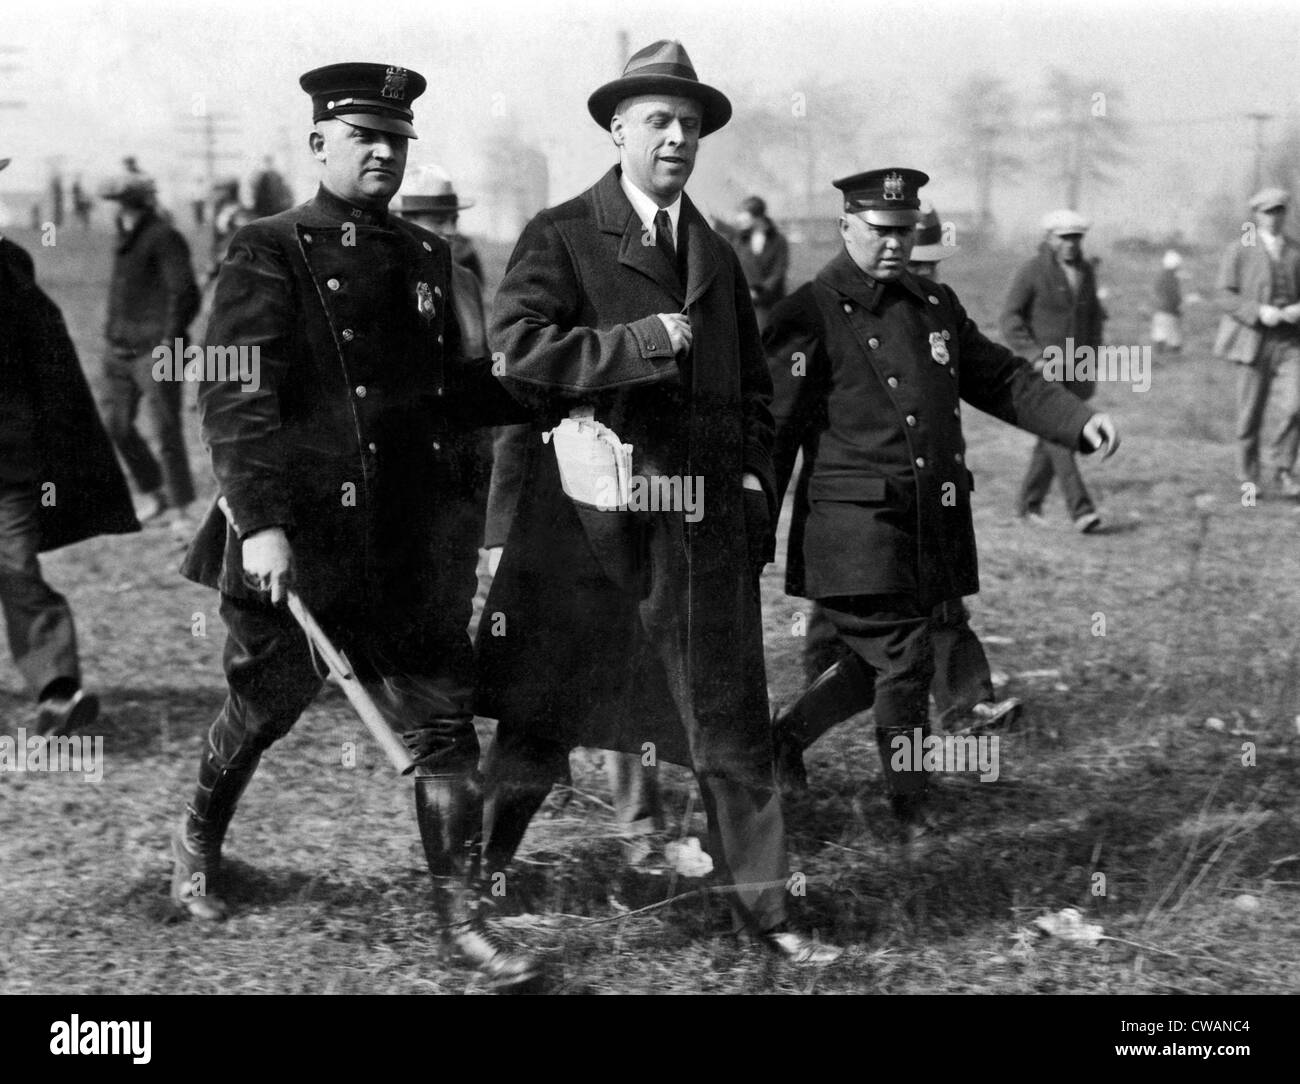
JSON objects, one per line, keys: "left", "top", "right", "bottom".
{"left": 1, "top": 225, "right": 1298, "bottom": 995}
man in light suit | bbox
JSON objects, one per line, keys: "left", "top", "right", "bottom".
{"left": 1213, "top": 187, "right": 1300, "bottom": 496}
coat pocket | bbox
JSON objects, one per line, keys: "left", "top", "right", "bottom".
{"left": 808, "top": 471, "right": 889, "bottom": 504}
{"left": 571, "top": 500, "right": 651, "bottom": 599}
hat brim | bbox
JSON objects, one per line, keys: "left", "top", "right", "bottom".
{"left": 857, "top": 208, "right": 921, "bottom": 227}
{"left": 399, "top": 196, "right": 475, "bottom": 213}
{"left": 1254, "top": 202, "right": 1288, "bottom": 213}
{"left": 1050, "top": 229, "right": 1086, "bottom": 238}
{"left": 909, "top": 243, "right": 957, "bottom": 262}
{"left": 336, "top": 113, "right": 417, "bottom": 139}
{"left": 588, "top": 75, "right": 731, "bottom": 137}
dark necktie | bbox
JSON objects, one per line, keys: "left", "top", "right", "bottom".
{"left": 654, "top": 208, "right": 677, "bottom": 270}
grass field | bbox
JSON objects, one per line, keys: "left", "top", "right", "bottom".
{"left": 1, "top": 219, "right": 1297, "bottom": 995}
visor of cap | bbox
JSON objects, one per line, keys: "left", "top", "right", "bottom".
{"left": 333, "top": 113, "right": 417, "bottom": 139}
{"left": 858, "top": 208, "right": 922, "bottom": 227}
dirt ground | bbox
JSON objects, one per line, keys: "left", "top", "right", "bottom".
{"left": 1, "top": 220, "right": 1297, "bottom": 995}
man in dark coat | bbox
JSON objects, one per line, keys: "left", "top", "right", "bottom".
{"left": 1, "top": 163, "right": 140, "bottom": 734}
{"left": 1001, "top": 209, "right": 1107, "bottom": 532}
{"left": 477, "top": 40, "right": 839, "bottom": 964}
{"left": 1151, "top": 250, "right": 1183, "bottom": 356}
{"left": 733, "top": 195, "right": 789, "bottom": 332}
{"left": 765, "top": 169, "right": 1118, "bottom": 826}
{"left": 171, "top": 63, "right": 534, "bottom": 986}
{"left": 98, "top": 173, "right": 201, "bottom": 535}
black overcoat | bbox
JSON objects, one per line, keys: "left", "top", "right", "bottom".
{"left": 476, "top": 167, "right": 777, "bottom": 782}
{"left": 765, "top": 249, "right": 1095, "bottom": 610}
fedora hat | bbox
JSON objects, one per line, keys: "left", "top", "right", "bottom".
{"left": 909, "top": 201, "right": 957, "bottom": 263}
{"left": 588, "top": 40, "right": 731, "bottom": 137}
{"left": 399, "top": 164, "right": 474, "bottom": 214}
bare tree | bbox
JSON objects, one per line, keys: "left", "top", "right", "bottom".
{"left": 942, "top": 73, "right": 1023, "bottom": 242}
{"left": 1033, "top": 68, "right": 1131, "bottom": 210}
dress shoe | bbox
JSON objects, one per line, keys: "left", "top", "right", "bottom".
{"left": 1020, "top": 511, "right": 1049, "bottom": 527}
{"left": 1074, "top": 511, "right": 1102, "bottom": 533}
{"left": 447, "top": 901, "right": 542, "bottom": 989}
{"left": 134, "top": 490, "right": 168, "bottom": 524}
{"left": 961, "top": 697, "right": 1023, "bottom": 735}
{"left": 760, "top": 926, "right": 843, "bottom": 965}
{"left": 170, "top": 814, "right": 229, "bottom": 922}
{"left": 36, "top": 689, "right": 99, "bottom": 736}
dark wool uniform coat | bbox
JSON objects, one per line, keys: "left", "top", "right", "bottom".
{"left": 765, "top": 249, "right": 1095, "bottom": 611}
{"left": 1000, "top": 243, "right": 1105, "bottom": 401}
{"left": 0, "top": 238, "right": 139, "bottom": 551}
{"left": 180, "top": 187, "right": 522, "bottom": 623}
{"left": 476, "top": 166, "right": 777, "bottom": 782}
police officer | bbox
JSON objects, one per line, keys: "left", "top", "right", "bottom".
{"left": 765, "top": 169, "right": 1119, "bottom": 826}
{"left": 171, "top": 62, "right": 534, "bottom": 986}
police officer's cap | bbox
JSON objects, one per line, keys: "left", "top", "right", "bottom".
{"left": 834, "top": 168, "right": 929, "bottom": 226}
{"left": 300, "top": 62, "right": 427, "bottom": 140}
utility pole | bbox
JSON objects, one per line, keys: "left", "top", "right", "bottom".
{"left": 178, "top": 110, "right": 240, "bottom": 257}
{"left": 1245, "top": 111, "right": 1273, "bottom": 193}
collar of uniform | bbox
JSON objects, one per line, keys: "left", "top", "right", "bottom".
{"left": 313, "top": 184, "right": 391, "bottom": 228}
{"left": 819, "top": 247, "right": 931, "bottom": 311}
{"left": 618, "top": 169, "right": 682, "bottom": 247}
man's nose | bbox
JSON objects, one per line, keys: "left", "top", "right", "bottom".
{"left": 664, "top": 120, "right": 686, "bottom": 145}
{"left": 371, "top": 139, "right": 397, "bottom": 159}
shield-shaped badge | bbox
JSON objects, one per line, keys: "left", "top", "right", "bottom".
{"left": 929, "top": 331, "right": 950, "bottom": 364}
{"left": 416, "top": 281, "right": 436, "bottom": 321}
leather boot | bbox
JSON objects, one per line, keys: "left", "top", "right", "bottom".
{"left": 415, "top": 772, "right": 540, "bottom": 989}
{"left": 171, "top": 747, "right": 261, "bottom": 921}
{"left": 875, "top": 724, "right": 930, "bottom": 827}
{"left": 772, "top": 656, "right": 876, "bottom": 795}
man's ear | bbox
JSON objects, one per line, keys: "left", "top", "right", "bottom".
{"left": 838, "top": 215, "right": 852, "bottom": 240}
{"left": 609, "top": 114, "right": 624, "bottom": 148}
{"left": 309, "top": 128, "right": 326, "bottom": 163}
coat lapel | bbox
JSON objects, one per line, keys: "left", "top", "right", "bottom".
{"left": 592, "top": 166, "right": 686, "bottom": 302}
{"left": 680, "top": 196, "right": 718, "bottom": 309}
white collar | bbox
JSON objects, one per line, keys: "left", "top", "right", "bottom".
{"left": 620, "top": 171, "right": 682, "bottom": 247}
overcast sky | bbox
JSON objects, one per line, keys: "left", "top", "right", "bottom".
{"left": 3, "top": 0, "right": 1299, "bottom": 239}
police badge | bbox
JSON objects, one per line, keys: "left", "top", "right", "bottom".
{"left": 929, "top": 331, "right": 950, "bottom": 364}
{"left": 381, "top": 66, "right": 409, "bottom": 101}
{"left": 416, "top": 281, "right": 436, "bottom": 321}
{"left": 883, "top": 172, "right": 905, "bottom": 201}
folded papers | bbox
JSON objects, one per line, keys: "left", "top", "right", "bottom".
{"left": 543, "top": 413, "right": 634, "bottom": 510}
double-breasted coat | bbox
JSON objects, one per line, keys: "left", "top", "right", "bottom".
{"left": 181, "top": 186, "right": 522, "bottom": 629}
{"left": 0, "top": 237, "right": 139, "bottom": 551}
{"left": 765, "top": 249, "right": 1095, "bottom": 611}
{"left": 476, "top": 166, "right": 777, "bottom": 782}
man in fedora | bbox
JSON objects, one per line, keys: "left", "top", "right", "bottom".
{"left": 765, "top": 170, "right": 1118, "bottom": 828}
{"left": 1, "top": 156, "right": 139, "bottom": 736}
{"left": 1002, "top": 209, "right": 1107, "bottom": 532}
{"left": 788, "top": 201, "right": 1022, "bottom": 799}
{"left": 172, "top": 63, "right": 534, "bottom": 987}
{"left": 1213, "top": 187, "right": 1300, "bottom": 497}
{"left": 478, "top": 40, "right": 840, "bottom": 964}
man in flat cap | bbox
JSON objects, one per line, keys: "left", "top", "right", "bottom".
{"left": 1, "top": 157, "right": 139, "bottom": 736}
{"left": 765, "top": 169, "right": 1118, "bottom": 827}
{"left": 1001, "top": 209, "right": 1107, "bottom": 532}
{"left": 479, "top": 39, "right": 839, "bottom": 964}
{"left": 787, "top": 201, "right": 1021, "bottom": 797}
{"left": 98, "top": 172, "right": 201, "bottom": 538}
{"left": 171, "top": 62, "right": 533, "bottom": 986}
{"left": 1213, "top": 187, "right": 1300, "bottom": 497}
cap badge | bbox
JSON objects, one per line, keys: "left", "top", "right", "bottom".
{"left": 929, "top": 331, "right": 950, "bottom": 364}
{"left": 416, "top": 281, "right": 436, "bottom": 321}
{"left": 381, "top": 67, "right": 409, "bottom": 101}
{"left": 883, "top": 172, "right": 905, "bottom": 201}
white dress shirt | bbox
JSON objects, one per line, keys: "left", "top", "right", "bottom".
{"left": 620, "top": 171, "right": 681, "bottom": 248}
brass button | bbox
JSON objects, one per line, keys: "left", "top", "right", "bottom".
{"left": 327, "top": 278, "right": 340, "bottom": 291}
{"left": 422, "top": 241, "right": 432, "bottom": 252}
{"left": 954, "top": 453, "right": 963, "bottom": 463}
{"left": 341, "top": 328, "right": 354, "bottom": 342}
{"left": 868, "top": 337, "right": 880, "bottom": 349}
{"left": 887, "top": 376, "right": 899, "bottom": 388}
{"left": 431, "top": 441, "right": 441, "bottom": 452}
{"left": 303, "top": 232, "right": 313, "bottom": 243}
{"left": 915, "top": 456, "right": 926, "bottom": 468}
{"left": 842, "top": 303, "right": 852, "bottom": 314}
{"left": 953, "top": 407, "right": 960, "bottom": 417}
{"left": 437, "top": 334, "right": 444, "bottom": 345}
{"left": 434, "top": 286, "right": 443, "bottom": 298}
{"left": 435, "top": 387, "right": 444, "bottom": 397}
{"left": 906, "top": 414, "right": 917, "bottom": 427}
{"left": 928, "top": 295, "right": 939, "bottom": 305}
{"left": 368, "top": 442, "right": 377, "bottom": 452}
{"left": 355, "top": 385, "right": 367, "bottom": 398}
{"left": 942, "top": 330, "right": 951, "bottom": 340}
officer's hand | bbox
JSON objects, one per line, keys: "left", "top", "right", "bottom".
{"left": 656, "top": 313, "right": 694, "bottom": 355}
{"left": 242, "top": 527, "right": 294, "bottom": 604}
{"left": 487, "top": 546, "right": 503, "bottom": 577}
{"left": 1282, "top": 303, "right": 1300, "bottom": 324}
{"left": 1082, "top": 413, "right": 1120, "bottom": 460}
{"left": 1259, "top": 304, "right": 1283, "bottom": 328}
